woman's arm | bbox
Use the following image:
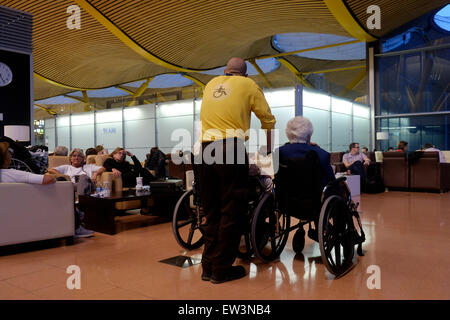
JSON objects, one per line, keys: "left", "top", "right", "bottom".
{"left": 126, "top": 151, "right": 142, "bottom": 171}
{"left": 91, "top": 166, "right": 106, "bottom": 181}
{"left": 42, "top": 173, "right": 56, "bottom": 184}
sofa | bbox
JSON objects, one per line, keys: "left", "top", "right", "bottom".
{"left": 330, "top": 152, "right": 345, "bottom": 173}
{"left": 410, "top": 151, "right": 450, "bottom": 192}
{"left": 0, "top": 181, "right": 74, "bottom": 246}
{"left": 382, "top": 152, "right": 409, "bottom": 189}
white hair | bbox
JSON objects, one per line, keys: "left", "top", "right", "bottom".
{"left": 54, "top": 145, "right": 68, "bottom": 156}
{"left": 285, "top": 116, "right": 314, "bottom": 143}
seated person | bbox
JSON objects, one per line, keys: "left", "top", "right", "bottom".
{"left": 0, "top": 136, "right": 41, "bottom": 173}
{"left": 362, "top": 146, "right": 369, "bottom": 155}
{"left": 103, "top": 148, "right": 154, "bottom": 188}
{"left": 422, "top": 143, "right": 446, "bottom": 163}
{"left": 144, "top": 147, "right": 167, "bottom": 179}
{"left": 85, "top": 148, "right": 97, "bottom": 157}
{"left": 396, "top": 141, "right": 408, "bottom": 153}
{"left": 48, "top": 148, "right": 106, "bottom": 184}
{"left": 276, "top": 116, "right": 335, "bottom": 188}
{"left": 0, "top": 142, "right": 55, "bottom": 184}
{"left": 54, "top": 145, "right": 69, "bottom": 156}
{"left": 343, "top": 142, "right": 370, "bottom": 177}
{"left": 95, "top": 145, "right": 108, "bottom": 155}
{"left": 48, "top": 148, "right": 105, "bottom": 238}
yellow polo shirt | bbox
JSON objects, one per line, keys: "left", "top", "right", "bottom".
{"left": 200, "top": 75, "right": 276, "bottom": 142}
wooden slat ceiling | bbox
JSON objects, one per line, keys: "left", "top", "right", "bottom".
{"left": 0, "top": 0, "right": 447, "bottom": 103}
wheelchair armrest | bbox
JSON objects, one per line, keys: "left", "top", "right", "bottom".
{"left": 326, "top": 176, "right": 347, "bottom": 188}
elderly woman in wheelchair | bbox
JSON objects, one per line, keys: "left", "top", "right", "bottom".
{"left": 172, "top": 117, "right": 366, "bottom": 277}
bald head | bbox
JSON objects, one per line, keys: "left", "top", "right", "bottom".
{"left": 224, "top": 57, "right": 247, "bottom": 76}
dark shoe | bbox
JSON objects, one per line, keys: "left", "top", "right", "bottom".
{"left": 201, "top": 265, "right": 212, "bottom": 281}
{"left": 201, "top": 271, "right": 211, "bottom": 281}
{"left": 211, "top": 266, "right": 246, "bottom": 284}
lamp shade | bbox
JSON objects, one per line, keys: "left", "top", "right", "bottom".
{"left": 4, "top": 125, "right": 30, "bottom": 141}
{"left": 376, "top": 131, "right": 389, "bottom": 140}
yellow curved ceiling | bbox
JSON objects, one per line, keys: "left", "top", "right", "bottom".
{"left": 1, "top": 0, "right": 447, "bottom": 104}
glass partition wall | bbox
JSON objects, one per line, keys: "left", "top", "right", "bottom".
{"left": 375, "top": 5, "right": 450, "bottom": 152}
{"left": 44, "top": 87, "right": 371, "bottom": 160}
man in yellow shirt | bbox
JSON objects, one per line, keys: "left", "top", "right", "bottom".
{"left": 198, "top": 57, "right": 275, "bottom": 284}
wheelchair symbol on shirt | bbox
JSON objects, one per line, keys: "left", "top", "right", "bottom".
{"left": 213, "top": 85, "right": 228, "bottom": 98}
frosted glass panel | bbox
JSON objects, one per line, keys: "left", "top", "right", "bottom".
{"left": 96, "top": 110, "right": 122, "bottom": 123}
{"left": 72, "top": 125, "right": 94, "bottom": 151}
{"left": 263, "top": 87, "right": 295, "bottom": 107}
{"left": 124, "top": 119, "right": 156, "bottom": 148}
{"left": 354, "top": 117, "right": 370, "bottom": 149}
{"left": 45, "top": 118, "right": 55, "bottom": 128}
{"left": 123, "top": 104, "right": 155, "bottom": 120}
{"left": 353, "top": 103, "right": 370, "bottom": 118}
{"left": 158, "top": 101, "right": 193, "bottom": 118}
{"left": 56, "top": 116, "right": 70, "bottom": 127}
{"left": 194, "top": 99, "right": 203, "bottom": 114}
{"left": 248, "top": 105, "right": 294, "bottom": 151}
{"left": 331, "top": 97, "right": 352, "bottom": 115}
{"left": 71, "top": 113, "right": 94, "bottom": 125}
{"left": 332, "top": 113, "right": 351, "bottom": 152}
{"left": 303, "top": 89, "right": 330, "bottom": 110}
{"left": 56, "top": 127, "right": 70, "bottom": 149}
{"left": 271, "top": 106, "right": 295, "bottom": 147}
{"left": 157, "top": 115, "right": 193, "bottom": 153}
{"left": 44, "top": 119, "right": 56, "bottom": 151}
{"left": 304, "top": 107, "right": 330, "bottom": 151}
{"left": 96, "top": 122, "right": 123, "bottom": 150}
{"left": 125, "top": 148, "right": 148, "bottom": 163}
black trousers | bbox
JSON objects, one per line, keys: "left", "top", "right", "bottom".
{"left": 198, "top": 138, "right": 249, "bottom": 277}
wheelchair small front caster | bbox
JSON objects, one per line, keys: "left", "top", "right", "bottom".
{"left": 292, "top": 228, "right": 306, "bottom": 254}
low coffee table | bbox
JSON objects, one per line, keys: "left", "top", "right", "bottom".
{"left": 79, "top": 190, "right": 160, "bottom": 235}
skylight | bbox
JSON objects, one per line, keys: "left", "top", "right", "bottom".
{"left": 434, "top": 4, "right": 450, "bottom": 32}
{"left": 273, "top": 32, "right": 365, "bottom": 61}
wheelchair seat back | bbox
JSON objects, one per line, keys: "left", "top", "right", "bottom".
{"left": 274, "top": 151, "right": 323, "bottom": 220}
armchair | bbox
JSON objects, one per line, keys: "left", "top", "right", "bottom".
{"left": 382, "top": 152, "right": 409, "bottom": 189}
{"left": 410, "top": 152, "right": 449, "bottom": 192}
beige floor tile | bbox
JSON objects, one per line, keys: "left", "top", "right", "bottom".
{"left": 5, "top": 265, "right": 68, "bottom": 292}
{"left": 0, "top": 191, "right": 448, "bottom": 300}
{"left": 0, "top": 281, "right": 40, "bottom": 300}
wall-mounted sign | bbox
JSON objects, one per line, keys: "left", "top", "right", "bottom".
{"left": 103, "top": 128, "right": 117, "bottom": 134}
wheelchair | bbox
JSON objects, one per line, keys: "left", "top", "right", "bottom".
{"left": 172, "top": 151, "right": 366, "bottom": 277}
{"left": 172, "top": 165, "right": 266, "bottom": 258}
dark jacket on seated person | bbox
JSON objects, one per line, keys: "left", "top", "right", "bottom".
{"left": 103, "top": 155, "right": 152, "bottom": 187}
{"left": 277, "top": 143, "right": 335, "bottom": 187}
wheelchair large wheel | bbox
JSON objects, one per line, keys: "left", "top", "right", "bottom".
{"left": 318, "top": 195, "right": 355, "bottom": 276}
{"left": 251, "top": 192, "right": 290, "bottom": 262}
{"left": 172, "top": 189, "right": 204, "bottom": 250}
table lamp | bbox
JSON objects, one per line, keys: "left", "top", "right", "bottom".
{"left": 4, "top": 125, "right": 30, "bottom": 142}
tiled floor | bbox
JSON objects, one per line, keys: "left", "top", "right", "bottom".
{"left": 1, "top": 191, "right": 449, "bottom": 300}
